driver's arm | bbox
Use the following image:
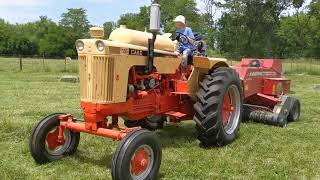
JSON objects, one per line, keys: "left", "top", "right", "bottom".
{"left": 187, "top": 28, "right": 195, "bottom": 44}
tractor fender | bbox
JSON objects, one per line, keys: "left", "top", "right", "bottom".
{"left": 192, "top": 56, "right": 229, "bottom": 70}
{"left": 188, "top": 56, "right": 229, "bottom": 100}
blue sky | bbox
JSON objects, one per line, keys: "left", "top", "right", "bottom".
{"left": 0, "top": 0, "right": 312, "bottom": 25}
{"left": 0, "top": 0, "right": 150, "bottom": 25}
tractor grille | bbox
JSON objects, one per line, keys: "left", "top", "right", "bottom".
{"left": 79, "top": 55, "right": 115, "bottom": 103}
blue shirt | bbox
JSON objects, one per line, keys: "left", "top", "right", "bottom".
{"left": 176, "top": 27, "right": 195, "bottom": 53}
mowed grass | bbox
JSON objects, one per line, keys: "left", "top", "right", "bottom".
{"left": 0, "top": 57, "right": 320, "bottom": 179}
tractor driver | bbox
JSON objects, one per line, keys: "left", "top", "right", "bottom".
{"left": 174, "top": 15, "right": 195, "bottom": 81}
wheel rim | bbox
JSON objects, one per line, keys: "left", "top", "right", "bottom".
{"left": 222, "top": 85, "right": 241, "bottom": 135}
{"left": 45, "top": 127, "right": 72, "bottom": 156}
{"left": 130, "top": 145, "right": 154, "bottom": 180}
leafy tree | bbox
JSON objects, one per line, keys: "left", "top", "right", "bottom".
{"left": 59, "top": 8, "right": 90, "bottom": 38}
{"left": 118, "top": 6, "right": 150, "bottom": 31}
{"left": 0, "top": 19, "right": 12, "bottom": 54}
{"left": 103, "top": 21, "right": 116, "bottom": 38}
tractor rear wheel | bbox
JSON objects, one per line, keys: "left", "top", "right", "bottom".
{"left": 29, "top": 113, "right": 80, "bottom": 164}
{"left": 288, "top": 98, "right": 300, "bottom": 122}
{"left": 193, "top": 67, "right": 243, "bottom": 147}
{"left": 111, "top": 129, "right": 162, "bottom": 180}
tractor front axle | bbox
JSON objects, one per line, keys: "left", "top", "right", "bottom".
{"left": 59, "top": 114, "right": 139, "bottom": 141}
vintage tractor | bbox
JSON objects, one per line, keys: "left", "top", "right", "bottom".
{"left": 29, "top": 1, "right": 300, "bottom": 180}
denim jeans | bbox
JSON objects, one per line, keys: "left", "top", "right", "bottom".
{"left": 181, "top": 48, "right": 192, "bottom": 73}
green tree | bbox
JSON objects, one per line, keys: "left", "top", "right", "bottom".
{"left": 118, "top": 6, "right": 150, "bottom": 31}
{"left": 103, "top": 21, "right": 116, "bottom": 38}
{"left": 59, "top": 8, "right": 90, "bottom": 38}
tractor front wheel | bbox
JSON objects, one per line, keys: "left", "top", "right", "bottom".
{"left": 29, "top": 113, "right": 80, "bottom": 164}
{"left": 194, "top": 67, "right": 243, "bottom": 147}
{"left": 112, "top": 129, "right": 162, "bottom": 180}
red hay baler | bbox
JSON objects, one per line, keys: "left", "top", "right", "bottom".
{"left": 235, "top": 58, "right": 300, "bottom": 127}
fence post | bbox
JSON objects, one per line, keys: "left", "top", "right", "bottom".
{"left": 65, "top": 57, "right": 67, "bottom": 71}
{"left": 19, "top": 55, "right": 22, "bottom": 71}
{"left": 42, "top": 54, "right": 45, "bottom": 69}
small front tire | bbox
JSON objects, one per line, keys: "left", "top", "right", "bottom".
{"left": 111, "top": 129, "right": 162, "bottom": 180}
{"left": 29, "top": 113, "right": 80, "bottom": 164}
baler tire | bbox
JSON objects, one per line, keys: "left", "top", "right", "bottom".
{"left": 29, "top": 113, "right": 80, "bottom": 164}
{"left": 288, "top": 98, "right": 301, "bottom": 122}
{"left": 111, "top": 129, "right": 162, "bottom": 180}
{"left": 193, "top": 67, "right": 243, "bottom": 147}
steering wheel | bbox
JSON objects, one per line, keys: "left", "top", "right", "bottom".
{"left": 175, "top": 32, "right": 190, "bottom": 45}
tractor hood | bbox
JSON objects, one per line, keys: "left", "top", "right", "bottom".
{"left": 109, "top": 27, "right": 175, "bottom": 52}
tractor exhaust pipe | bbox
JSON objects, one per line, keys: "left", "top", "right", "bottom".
{"left": 146, "top": 0, "right": 161, "bottom": 74}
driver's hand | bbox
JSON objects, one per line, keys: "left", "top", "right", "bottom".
{"left": 187, "top": 36, "right": 194, "bottom": 44}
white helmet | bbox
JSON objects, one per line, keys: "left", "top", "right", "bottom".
{"left": 174, "top": 15, "right": 185, "bottom": 24}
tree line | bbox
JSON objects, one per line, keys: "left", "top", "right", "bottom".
{"left": 0, "top": 0, "right": 319, "bottom": 59}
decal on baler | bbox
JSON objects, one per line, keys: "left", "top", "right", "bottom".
{"left": 249, "top": 71, "right": 276, "bottom": 77}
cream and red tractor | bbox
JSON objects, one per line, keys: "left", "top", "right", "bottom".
{"left": 29, "top": 1, "right": 300, "bottom": 179}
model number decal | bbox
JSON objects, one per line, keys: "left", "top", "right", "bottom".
{"left": 120, "top": 48, "right": 129, "bottom": 55}
{"left": 249, "top": 71, "right": 276, "bottom": 77}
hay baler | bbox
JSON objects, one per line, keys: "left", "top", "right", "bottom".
{"left": 29, "top": 1, "right": 300, "bottom": 180}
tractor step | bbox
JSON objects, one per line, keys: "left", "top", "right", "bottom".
{"left": 165, "top": 111, "right": 187, "bottom": 118}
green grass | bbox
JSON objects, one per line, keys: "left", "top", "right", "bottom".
{"left": 0, "top": 57, "right": 320, "bottom": 179}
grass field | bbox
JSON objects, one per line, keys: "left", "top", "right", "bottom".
{"left": 0, "top": 57, "right": 320, "bottom": 179}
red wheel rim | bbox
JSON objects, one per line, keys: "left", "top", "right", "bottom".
{"left": 131, "top": 148, "right": 149, "bottom": 176}
{"left": 130, "top": 145, "right": 154, "bottom": 179}
{"left": 46, "top": 127, "right": 64, "bottom": 150}
{"left": 222, "top": 90, "right": 235, "bottom": 127}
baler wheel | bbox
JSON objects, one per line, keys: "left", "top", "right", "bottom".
{"left": 29, "top": 113, "right": 80, "bottom": 164}
{"left": 288, "top": 98, "right": 301, "bottom": 122}
{"left": 194, "top": 67, "right": 243, "bottom": 147}
{"left": 112, "top": 129, "right": 162, "bottom": 180}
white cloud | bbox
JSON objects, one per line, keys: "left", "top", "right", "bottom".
{"left": 0, "top": 8, "right": 40, "bottom": 23}
{"left": 0, "top": 0, "right": 49, "bottom": 7}
{"left": 78, "top": 0, "right": 114, "bottom": 3}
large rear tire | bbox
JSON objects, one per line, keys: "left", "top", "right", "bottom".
{"left": 193, "top": 67, "right": 243, "bottom": 147}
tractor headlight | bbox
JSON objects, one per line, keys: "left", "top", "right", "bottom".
{"left": 76, "top": 40, "right": 84, "bottom": 51}
{"left": 97, "top": 41, "right": 105, "bottom": 51}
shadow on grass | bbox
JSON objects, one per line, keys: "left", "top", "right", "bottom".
{"left": 74, "top": 150, "right": 113, "bottom": 169}
{"left": 155, "top": 122, "right": 198, "bottom": 148}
